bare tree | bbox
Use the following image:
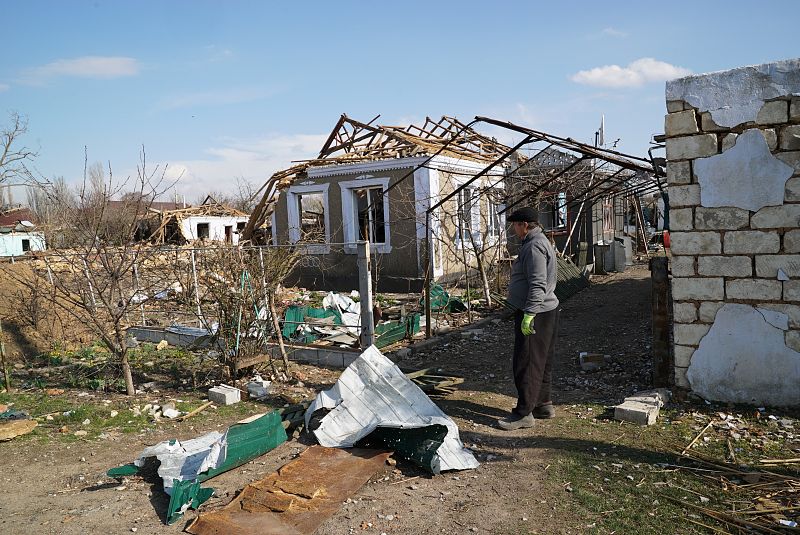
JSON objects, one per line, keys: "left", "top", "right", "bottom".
{"left": 0, "top": 112, "right": 37, "bottom": 185}
{"left": 4, "top": 149, "right": 173, "bottom": 395}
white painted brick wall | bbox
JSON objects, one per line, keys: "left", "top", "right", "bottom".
{"left": 726, "top": 279, "right": 782, "bottom": 300}
{"left": 670, "top": 208, "right": 693, "bottom": 231}
{"left": 674, "top": 367, "right": 690, "bottom": 388}
{"left": 666, "top": 161, "right": 691, "bottom": 186}
{"left": 672, "top": 277, "right": 724, "bottom": 301}
{"left": 665, "top": 110, "right": 699, "bottom": 136}
{"left": 760, "top": 303, "right": 800, "bottom": 329}
{"left": 698, "top": 301, "right": 724, "bottom": 322}
{"left": 698, "top": 256, "right": 752, "bottom": 277}
{"left": 669, "top": 184, "right": 701, "bottom": 207}
{"left": 666, "top": 134, "right": 718, "bottom": 160}
{"left": 751, "top": 204, "right": 800, "bottom": 229}
{"left": 694, "top": 207, "right": 749, "bottom": 230}
{"left": 670, "top": 255, "right": 695, "bottom": 277}
{"left": 670, "top": 231, "right": 721, "bottom": 255}
{"left": 673, "top": 302, "right": 698, "bottom": 323}
{"left": 724, "top": 231, "right": 780, "bottom": 254}
{"left": 755, "top": 254, "right": 800, "bottom": 277}
{"left": 674, "top": 345, "right": 695, "bottom": 367}
{"left": 756, "top": 100, "right": 789, "bottom": 125}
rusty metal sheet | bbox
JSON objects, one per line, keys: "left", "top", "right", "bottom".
{"left": 187, "top": 445, "right": 391, "bottom": 535}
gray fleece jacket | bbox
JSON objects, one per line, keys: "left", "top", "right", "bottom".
{"left": 507, "top": 227, "right": 559, "bottom": 314}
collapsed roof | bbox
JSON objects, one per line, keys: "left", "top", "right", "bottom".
{"left": 147, "top": 196, "right": 249, "bottom": 244}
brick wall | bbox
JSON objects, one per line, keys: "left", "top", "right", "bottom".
{"left": 665, "top": 59, "right": 800, "bottom": 406}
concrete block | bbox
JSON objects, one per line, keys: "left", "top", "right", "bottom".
{"left": 669, "top": 231, "right": 721, "bottom": 255}
{"left": 671, "top": 277, "right": 724, "bottom": 301}
{"left": 784, "top": 229, "right": 800, "bottom": 253}
{"left": 756, "top": 100, "right": 789, "bottom": 125}
{"left": 763, "top": 128, "right": 778, "bottom": 150}
{"left": 614, "top": 400, "right": 659, "bottom": 425}
{"left": 666, "top": 161, "right": 691, "bottom": 185}
{"left": 760, "top": 303, "right": 800, "bottom": 329}
{"left": 673, "top": 302, "right": 698, "bottom": 323}
{"left": 724, "top": 231, "right": 780, "bottom": 254}
{"left": 785, "top": 330, "right": 800, "bottom": 352}
{"left": 674, "top": 345, "right": 695, "bottom": 367}
{"left": 674, "top": 323, "right": 712, "bottom": 345}
{"left": 670, "top": 255, "right": 695, "bottom": 277}
{"left": 667, "top": 100, "right": 686, "bottom": 113}
{"left": 698, "top": 256, "right": 752, "bottom": 277}
{"left": 721, "top": 133, "right": 738, "bottom": 151}
{"left": 755, "top": 254, "right": 800, "bottom": 277}
{"left": 700, "top": 112, "right": 727, "bottom": 132}
{"left": 751, "top": 204, "right": 800, "bottom": 229}
{"left": 780, "top": 124, "right": 800, "bottom": 150}
{"left": 726, "top": 279, "right": 782, "bottom": 300}
{"left": 666, "top": 133, "right": 718, "bottom": 160}
{"left": 776, "top": 151, "right": 800, "bottom": 172}
{"left": 785, "top": 177, "right": 800, "bottom": 203}
{"left": 208, "top": 385, "right": 241, "bottom": 405}
{"left": 674, "top": 367, "right": 690, "bottom": 388}
{"left": 694, "top": 207, "right": 749, "bottom": 230}
{"left": 669, "top": 184, "right": 701, "bottom": 207}
{"left": 791, "top": 99, "right": 800, "bottom": 122}
{"left": 784, "top": 281, "right": 800, "bottom": 301}
{"left": 698, "top": 301, "right": 724, "bottom": 322}
{"left": 670, "top": 208, "right": 694, "bottom": 231}
{"left": 665, "top": 110, "right": 699, "bottom": 136}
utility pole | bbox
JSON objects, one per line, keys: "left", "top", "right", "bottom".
{"left": 357, "top": 241, "right": 375, "bottom": 348}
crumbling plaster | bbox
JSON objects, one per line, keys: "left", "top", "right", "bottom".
{"left": 687, "top": 304, "right": 800, "bottom": 406}
{"left": 693, "top": 129, "right": 793, "bottom": 211}
{"left": 666, "top": 59, "right": 800, "bottom": 127}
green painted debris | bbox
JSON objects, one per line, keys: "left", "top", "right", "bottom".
{"left": 375, "top": 313, "right": 421, "bottom": 349}
{"left": 281, "top": 305, "right": 341, "bottom": 342}
{"left": 421, "top": 283, "right": 467, "bottom": 313}
{"left": 107, "top": 411, "right": 287, "bottom": 525}
{"left": 355, "top": 424, "right": 449, "bottom": 471}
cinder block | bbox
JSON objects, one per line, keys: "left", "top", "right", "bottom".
{"left": 674, "top": 345, "right": 695, "bottom": 368}
{"left": 674, "top": 323, "right": 711, "bottom": 346}
{"left": 670, "top": 255, "right": 695, "bottom": 277}
{"left": 670, "top": 231, "right": 721, "bottom": 255}
{"left": 721, "top": 133, "right": 738, "bottom": 151}
{"left": 673, "top": 302, "right": 697, "bottom": 323}
{"left": 698, "top": 301, "right": 724, "bottom": 322}
{"left": 763, "top": 128, "right": 778, "bottom": 150}
{"left": 667, "top": 100, "right": 686, "bottom": 113}
{"left": 614, "top": 400, "right": 659, "bottom": 426}
{"left": 666, "top": 134, "right": 718, "bottom": 160}
{"left": 669, "top": 184, "right": 701, "bottom": 207}
{"left": 666, "top": 161, "right": 691, "bottom": 185}
{"left": 670, "top": 208, "right": 694, "bottom": 231}
{"left": 791, "top": 99, "right": 800, "bottom": 122}
{"left": 665, "top": 110, "right": 699, "bottom": 136}
{"left": 698, "top": 256, "right": 752, "bottom": 277}
{"left": 756, "top": 100, "right": 789, "bottom": 125}
{"left": 671, "top": 277, "right": 724, "bottom": 301}
{"left": 751, "top": 204, "right": 800, "bottom": 229}
{"left": 700, "top": 112, "right": 726, "bottom": 132}
{"left": 694, "top": 207, "right": 749, "bottom": 230}
{"left": 781, "top": 124, "right": 800, "bottom": 151}
{"left": 726, "top": 278, "right": 782, "bottom": 301}
{"left": 756, "top": 254, "right": 800, "bottom": 277}
{"left": 724, "top": 231, "right": 780, "bottom": 254}
{"left": 208, "top": 385, "right": 241, "bottom": 405}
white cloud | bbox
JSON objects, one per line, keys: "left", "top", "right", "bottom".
{"left": 152, "top": 133, "right": 328, "bottom": 199}
{"left": 601, "top": 27, "right": 627, "bottom": 38}
{"left": 156, "top": 87, "right": 275, "bottom": 110}
{"left": 570, "top": 58, "right": 691, "bottom": 88}
{"left": 19, "top": 56, "right": 139, "bottom": 85}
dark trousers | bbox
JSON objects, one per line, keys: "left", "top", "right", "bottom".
{"left": 512, "top": 308, "right": 560, "bottom": 416}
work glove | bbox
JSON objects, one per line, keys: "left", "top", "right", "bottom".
{"left": 521, "top": 313, "right": 536, "bottom": 336}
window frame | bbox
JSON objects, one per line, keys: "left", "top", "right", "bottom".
{"left": 339, "top": 177, "right": 392, "bottom": 254}
{"left": 455, "top": 185, "right": 481, "bottom": 249}
{"left": 287, "top": 183, "right": 331, "bottom": 254}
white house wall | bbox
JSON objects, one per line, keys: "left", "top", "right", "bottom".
{"left": 0, "top": 231, "right": 46, "bottom": 257}
{"left": 666, "top": 58, "right": 800, "bottom": 406}
{"left": 180, "top": 216, "right": 250, "bottom": 244}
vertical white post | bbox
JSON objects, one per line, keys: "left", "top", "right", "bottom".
{"left": 357, "top": 241, "right": 375, "bottom": 348}
{"left": 190, "top": 249, "right": 202, "bottom": 325}
{"left": 133, "top": 262, "right": 146, "bottom": 325}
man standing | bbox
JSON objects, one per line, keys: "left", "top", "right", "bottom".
{"left": 499, "top": 207, "right": 560, "bottom": 430}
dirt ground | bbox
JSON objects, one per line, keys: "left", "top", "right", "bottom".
{"left": 3, "top": 263, "right": 786, "bottom": 535}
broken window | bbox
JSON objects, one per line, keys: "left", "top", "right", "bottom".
{"left": 297, "top": 192, "right": 326, "bottom": 243}
{"left": 487, "top": 198, "right": 505, "bottom": 239}
{"left": 352, "top": 186, "right": 386, "bottom": 243}
{"left": 224, "top": 225, "right": 233, "bottom": 243}
{"left": 21, "top": 239, "right": 30, "bottom": 252}
{"left": 456, "top": 187, "right": 478, "bottom": 246}
{"left": 539, "top": 192, "right": 568, "bottom": 231}
{"left": 196, "top": 222, "right": 210, "bottom": 239}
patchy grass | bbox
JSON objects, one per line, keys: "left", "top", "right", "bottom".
{"left": 519, "top": 404, "right": 800, "bottom": 534}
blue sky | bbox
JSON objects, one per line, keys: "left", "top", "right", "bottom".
{"left": 2, "top": 0, "right": 798, "bottom": 201}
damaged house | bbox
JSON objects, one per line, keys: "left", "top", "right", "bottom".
{"left": 244, "top": 115, "right": 514, "bottom": 291}
{"left": 0, "top": 207, "right": 46, "bottom": 257}
{"left": 147, "top": 196, "right": 250, "bottom": 245}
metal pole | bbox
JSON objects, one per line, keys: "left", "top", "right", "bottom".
{"left": 357, "top": 241, "right": 375, "bottom": 348}
{"left": 425, "top": 211, "right": 432, "bottom": 339}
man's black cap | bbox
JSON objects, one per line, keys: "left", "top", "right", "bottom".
{"left": 506, "top": 207, "right": 538, "bottom": 223}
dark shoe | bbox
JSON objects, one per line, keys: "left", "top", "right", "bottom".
{"left": 533, "top": 403, "right": 556, "bottom": 419}
{"left": 497, "top": 413, "right": 535, "bottom": 430}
